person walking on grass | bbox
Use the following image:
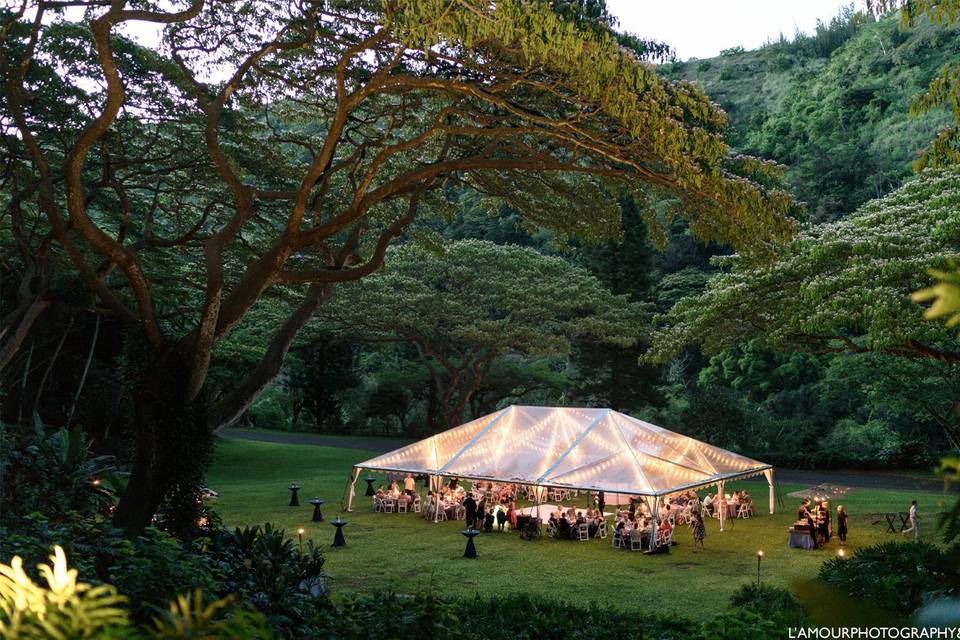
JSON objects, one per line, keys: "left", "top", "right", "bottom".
{"left": 836, "top": 505, "right": 848, "bottom": 544}
{"left": 690, "top": 511, "right": 706, "bottom": 553}
{"left": 902, "top": 500, "right": 920, "bottom": 541}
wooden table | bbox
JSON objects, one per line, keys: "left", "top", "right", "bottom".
{"left": 869, "top": 511, "right": 910, "bottom": 533}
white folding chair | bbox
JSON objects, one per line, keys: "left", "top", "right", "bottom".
{"left": 397, "top": 499, "right": 408, "bottom": 513}
{"left": 612, "top": 530, "right": 622, "bottom": 548}
{"left": 382, "top": 499, "right": 394, "bottom": 514}
{"left": 456, "top": 505, "right": 466, "bottom": 521}
{"left": 577, "top": 523, "right": 589, "bottom": 541}
{"left": 737, "top": 503, "right": 751, "bottom": 519}
{"left": 629, "top": 534, "right": 643, "bottom": 551}
{"left": 413, "top": 496, "right": 421, "bottom": 513}
{"left": 597, "top": 520, "right": 608, "bottom": 539}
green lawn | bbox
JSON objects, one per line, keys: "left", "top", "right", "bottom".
{"left": 207, "top": 437, "right": 952, "bottom": 622}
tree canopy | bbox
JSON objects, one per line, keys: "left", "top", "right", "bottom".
{"left": 646, "top": 166, "right": 960, "bottom": 365}
{"left": 318, "top": 239, "right": 643, "bottom": 426}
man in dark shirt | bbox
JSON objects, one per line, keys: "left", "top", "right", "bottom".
{"left": 463, "top": 493, "right": 478, "bottom": 529}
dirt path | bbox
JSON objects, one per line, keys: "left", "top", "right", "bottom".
{"left": 220, "top": 428, "right": 952, "bottom": 492}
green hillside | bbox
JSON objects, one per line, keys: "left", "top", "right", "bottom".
{"left": 664, "top": 10, "right": 960, "bottom": 220}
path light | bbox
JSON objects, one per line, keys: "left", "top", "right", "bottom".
{"left": 837, "top": 548, "right": 846, "bottom": 559}
{"left": 91, "top": 478, "right": 101, "bottom": 486}
{"left": 297, "top": 527, "right": 305, "bottom": 559}
{"left": 757, "top": 550, "right": 764, "bottom": 587}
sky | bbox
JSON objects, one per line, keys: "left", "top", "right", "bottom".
{"left": 606, "top": 0, "right": 865, "bottom": 61}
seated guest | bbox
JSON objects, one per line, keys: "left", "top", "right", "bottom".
{"left": 376, "top": 485, "right": 385, "bottom": 499}
{"left": 557, "top": 514, "right": 571, "bottom": 538}
{"left": 588, "top": 514, "right": 600, "bottom": 538}
{"left": 388, "top": 480, "right": 400, "bottom": 496}
{"left": 483, "top": 507, "right": 495, "bottom": 533}
{"left": 702, "top": 493, "right": 714, "bottom": 516}
{"left": 549, "top": 511, "right": 560, "bottom": 531}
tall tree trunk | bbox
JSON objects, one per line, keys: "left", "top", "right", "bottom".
{"left": 112, "top": 344, "right": 210, "bottom": 536}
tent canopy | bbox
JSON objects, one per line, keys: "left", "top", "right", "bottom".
{"left": 353, "top": 405, "right": 771, "bottom": 497}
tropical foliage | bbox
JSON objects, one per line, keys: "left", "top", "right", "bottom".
{"left": 319, "top": 240, "right": 644, "bottom": 426}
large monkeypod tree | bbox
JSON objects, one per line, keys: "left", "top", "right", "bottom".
{"left": 318, "top": 239, "right": 646, "bottom": 428}
{"left": 0, "top": 0, "right": 796, "bottom": 534}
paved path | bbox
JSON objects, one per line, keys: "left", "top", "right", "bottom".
{"left": 220, "top": 428, "right": 953, "bottom": 492}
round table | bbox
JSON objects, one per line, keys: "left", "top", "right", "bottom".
{"left": 364, "top": 477, "right": 377, "bottom": 497}
{"left": 288, "top": 483, "right": 300, "bottom": 507}
{"left": 331, "top": 518, "right": 348, "bottom": 548}
{"left": 309, "top": 498, "right": 325, "bottom": 522}
{"left": 462, "top": 528, "right": 480, "bottom": 559}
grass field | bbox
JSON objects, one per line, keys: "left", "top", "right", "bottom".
{"left": 207, "top": 437, "right": 953, "bottom": 623}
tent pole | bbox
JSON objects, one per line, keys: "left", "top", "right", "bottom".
{"left": 432, "top": 475, "right": 441, "bottom": 523}
{"left": 649, "top": 495, "right": 661, "bottom": 552}
{"left": 764, "top": 469, "right": 775, "bottom": 515}
{"left": 346, "top": 467, "right": 360, "bottom": 512}
{"left": 718, "top": 481, "right": 726, "bottom": 532}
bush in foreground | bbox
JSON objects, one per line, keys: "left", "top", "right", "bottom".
{"left": 818, "top": 541, "right": 960, "bottom": 612}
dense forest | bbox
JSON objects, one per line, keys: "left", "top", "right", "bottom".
{"left": 3, "top": 4, "right": 959, "bottom": 474}
{"left": 231, "top": 7, "right": 960, "bottom": 469}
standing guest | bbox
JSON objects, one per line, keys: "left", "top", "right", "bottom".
{"left": 496, "top": 505, "right": 508, "bottom": 532}
{"left": 507, "top": 501, "right": 518, "bottom": 530}
{"left": 597, "top": 491, "right": 606, "bottom": 514}
{"left": 805, "top": 504, "right": 819, "bottom": 549}
{"left": 448, "top": 477, "right": 459, "bottom": 491}
{"left": 798, "top": 499, "right": 811, "bottom": 522}
{"left": 403, "top": 474, "right": 417, "bottom": 497}
{"left": 691, "top": 511, "right": 705, "bottom": 553}
{"left": 463, "top": 493, "right": 478, "bottom": 529}
{"left": 836, "top": 505, "right": 848, "bottom": 543}
{"left": 818, "top": 501, "right": 831, "bottom": 544}
{"left": 476, "top": 494, "right": 487, "bottom": 524}
{"left": 902, "top": 500, "right": 920, "bottom": 541}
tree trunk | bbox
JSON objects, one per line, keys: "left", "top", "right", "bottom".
{"left": 112, "top": 345, "right": 210, "bottom": 536}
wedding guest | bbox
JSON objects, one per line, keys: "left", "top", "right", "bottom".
{"left": 691, "top": 511, "right": 705, "bottom": 552}
{"left": 836, "top": 505, "right": 848, "bottom": 543}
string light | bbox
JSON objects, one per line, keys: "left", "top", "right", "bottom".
{"left": 356, "top": 407, "right": 770, "bottom": 494}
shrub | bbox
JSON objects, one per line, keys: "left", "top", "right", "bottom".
{"left": 0, "top": 545, "right": 269, "bottom": 639}
{"left": 0, "top": 419, "right": 115, "bottom": 525}
{"left": 818, "top": 541, "right": 960, "bottom": 612}
{"left": 729, "top": 582, "right": 807, "bottom": 628}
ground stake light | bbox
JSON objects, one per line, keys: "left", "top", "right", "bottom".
{"left": 756, "top": 550, "right": 764, "bottom": 587}
{"left": 297, "top": 527, "right": 305, "bottom": 559}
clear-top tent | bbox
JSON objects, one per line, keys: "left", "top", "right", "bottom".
{"left": 348, "top": 406, "right": 775, "bottom": 528}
